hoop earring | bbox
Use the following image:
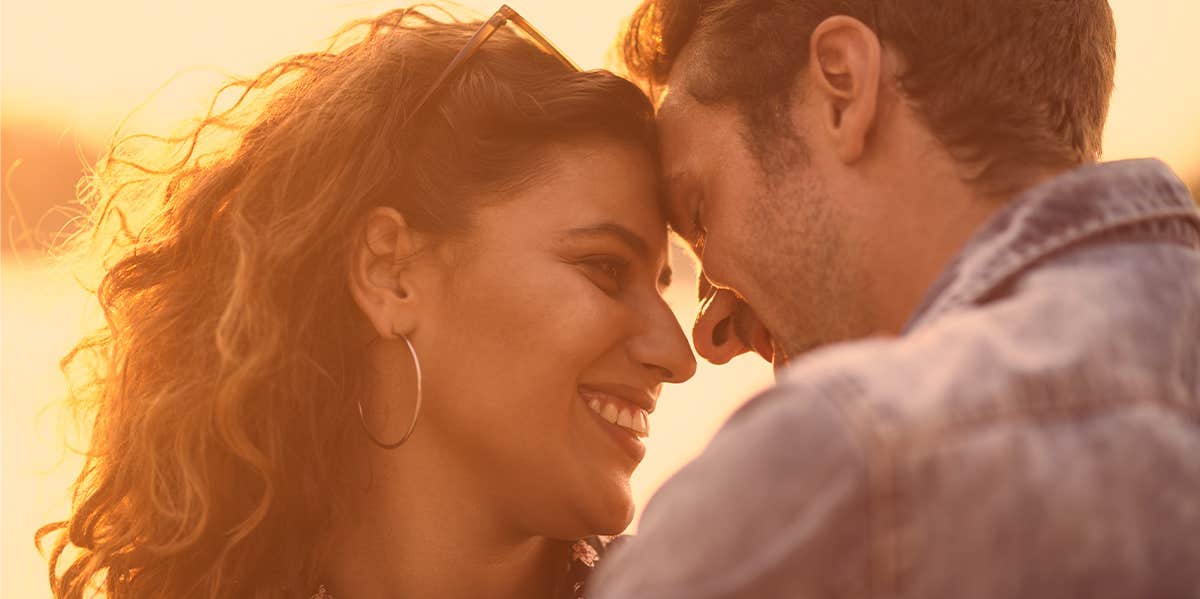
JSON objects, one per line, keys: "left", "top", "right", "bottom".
{"left": 358, "top": 334, "right": 423, "bottom": 450}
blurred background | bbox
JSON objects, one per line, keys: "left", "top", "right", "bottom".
{"left": 2, "top": 1, "right": 1198, "bottom": 596}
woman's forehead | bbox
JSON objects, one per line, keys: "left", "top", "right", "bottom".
{"left": 477, "top": 142, "right": 667, "bottom": 241}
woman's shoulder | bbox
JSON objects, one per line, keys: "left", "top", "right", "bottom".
{"left": 559, "top": 535, "right": 628, "bottom": 599}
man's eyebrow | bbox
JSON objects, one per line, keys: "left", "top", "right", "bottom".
{"left": 564, "top": 222, "right": 651, "bottom": 260}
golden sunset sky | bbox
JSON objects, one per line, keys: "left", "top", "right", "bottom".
{"left": 4, "top": 0, "right": 1199, "bottom": 179}
{"left": 2, "top": 1, "right": 1198, "bottom": 596}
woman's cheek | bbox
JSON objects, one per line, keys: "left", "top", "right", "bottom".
{"left": 547, "top": 292, "right": 629, "bottom": 359}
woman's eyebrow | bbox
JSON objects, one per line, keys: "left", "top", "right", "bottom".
{"left": 563, "top": 222, "right": 650, "bottom": 261}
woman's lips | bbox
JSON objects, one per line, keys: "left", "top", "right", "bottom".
{"left": 579, "top": 388, "right": 649, "bottom": 437}
{"left": 578, "top": 387, "right": 649, "bottom": 462}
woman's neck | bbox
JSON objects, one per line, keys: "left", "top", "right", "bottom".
{"left": 323, "top": 439, "right": 568, "bottom": 599}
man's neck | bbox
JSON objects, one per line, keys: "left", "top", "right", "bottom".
{"left": 869, "top": 166, "right": 1066, "bottom": 334}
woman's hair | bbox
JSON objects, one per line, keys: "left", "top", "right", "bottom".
{"left": 39, "top": 5, "right": 657, "bottom": 598}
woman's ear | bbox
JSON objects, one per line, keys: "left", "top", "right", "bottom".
{"left": 348, "top": 207, "right": 426, "bottom": 339}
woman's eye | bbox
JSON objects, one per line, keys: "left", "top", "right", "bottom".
{"left": 582, "top": 257, "right": 629, "bottom": 293}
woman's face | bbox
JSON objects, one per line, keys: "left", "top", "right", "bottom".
{"left": 415, "top": 140, "right": 697, "bottom": 538}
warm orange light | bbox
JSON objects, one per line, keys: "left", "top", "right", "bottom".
{"left": 3, "top": 0, "right": 1198, "bottom": 179}
{"left": 2, "top": 2, "right": 1197, "bottom": 597}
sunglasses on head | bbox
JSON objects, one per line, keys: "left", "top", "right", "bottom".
{"left": 406, "top": 4, "right": 581, "bottom": 126}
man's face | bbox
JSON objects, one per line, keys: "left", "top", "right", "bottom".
{"left": 658, "top": 52, "right": 873, "bottom": 367}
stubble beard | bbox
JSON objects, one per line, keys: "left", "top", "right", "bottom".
{"left": 745, "top": 166, "right": 874, "bottom": 364}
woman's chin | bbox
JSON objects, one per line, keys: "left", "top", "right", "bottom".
{"left": 581, "top": 484, "right": 636, "bottom": 536}
{"left": 591, "top": 508, "right": 634, "bottom": 536}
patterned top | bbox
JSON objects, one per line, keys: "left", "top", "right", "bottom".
{"left": 311, "top": 536, "right": 620, "bottom": 599}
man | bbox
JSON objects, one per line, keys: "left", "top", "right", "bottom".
{"left": 594, "top": 1, "right": 1200, "bottom": 597}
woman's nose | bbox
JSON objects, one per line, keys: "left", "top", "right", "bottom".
{"left": 631, "top": 296, "right": 698, "bottom": 384}
{"left": 693, "top": 279, "right": 755, "bottom": 365}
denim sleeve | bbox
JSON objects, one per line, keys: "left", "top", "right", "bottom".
{"left": 591, "top": 383, "right": 872, "bottom": 599}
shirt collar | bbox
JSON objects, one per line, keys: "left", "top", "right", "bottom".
{"left": 905, "top": 159, "right": 1200, "bottom": 332}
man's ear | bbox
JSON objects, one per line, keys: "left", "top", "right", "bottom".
{"left": 807, "top": 15, "right": 883, "bottom": 164}
{"left": 348, "top": 207, "right": 427, "bottom": 339}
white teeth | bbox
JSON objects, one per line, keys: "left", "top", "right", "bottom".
{"left": 617, "top": 409, "right": 633, "bottom": 430}
{"left": 583, "top": 391, "right": 650, "bottom": 437}
{"left": 601, "top": 403, "right": 619, "bottom": 423}
{"left": 634, "top": 411, "right": 650, "bottom": 436}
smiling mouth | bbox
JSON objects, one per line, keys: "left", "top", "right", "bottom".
{"left": 579, "top": 388, "right": 650, "bottom": 438}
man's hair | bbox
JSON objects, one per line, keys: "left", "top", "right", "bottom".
{"left": 620, "top": 0, "right": 1118, "bottom": 193}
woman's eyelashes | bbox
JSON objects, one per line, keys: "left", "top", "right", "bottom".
{"left": 580, "top": 255, "right": 632, "bottom": 295}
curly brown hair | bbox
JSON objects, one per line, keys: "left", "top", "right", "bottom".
{"left": 38, "top": 5, "right": 657, "bottom": 597}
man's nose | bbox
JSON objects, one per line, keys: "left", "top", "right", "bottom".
{"left": 693, "top": 277, "right": 755, "bottom": 365}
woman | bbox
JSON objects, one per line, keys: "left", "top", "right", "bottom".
{"left": 38, "top": 5, "right": 696, "bottom": 598}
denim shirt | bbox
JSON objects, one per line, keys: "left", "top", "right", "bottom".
{"left": 593, "top": 159, "right": 1200, "bottom": 598}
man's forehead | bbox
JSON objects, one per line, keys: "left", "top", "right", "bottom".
{"left": 656, "top": 83, "right": 713, "bottom": 181}
{"left": 656, "top": 42, "right": 729, "bottom": 203}
{"left": 656, "top": 94, "right": 707, "bottom": 207}
{"left": 655, "top": 97, "right": 694, "bottom": 192}
{"left": 657, "top": 85, "right": 694, "bottom": 123}
{"left": 657, "top": 42, "right": 704, "bottom": 111}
